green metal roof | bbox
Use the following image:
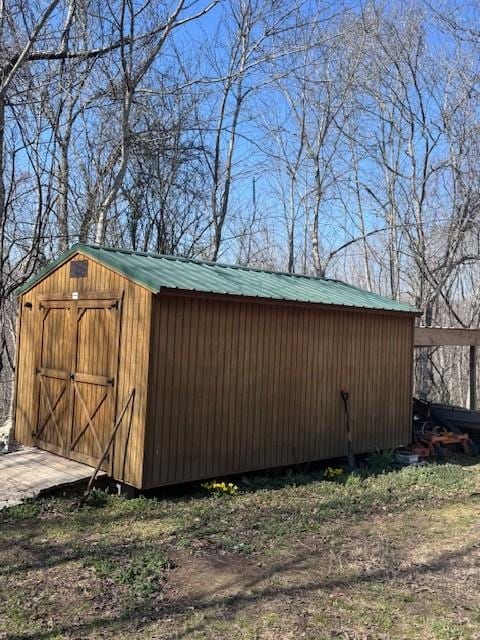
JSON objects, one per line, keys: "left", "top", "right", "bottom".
{"left": 15, "top": 243, "right": 419, "bottom": 314}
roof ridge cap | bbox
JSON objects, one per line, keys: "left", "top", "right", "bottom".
{"left": 82, "top": 243, "right": 337, "bottom": 283}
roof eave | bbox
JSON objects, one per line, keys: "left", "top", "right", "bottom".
{"left": 154, "top": 285, "right": 420, "bottom": 315}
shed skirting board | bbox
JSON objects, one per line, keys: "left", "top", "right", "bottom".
{"left": 143, "top": 293, "right": 414, "bottom": 488}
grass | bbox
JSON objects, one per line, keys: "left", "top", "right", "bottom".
{"left": 1, "top": 460, "right": 480, "bottom": 639}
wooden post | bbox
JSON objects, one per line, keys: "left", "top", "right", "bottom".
{"left": 470, "top": 345, "right": 476, "bottom": 410}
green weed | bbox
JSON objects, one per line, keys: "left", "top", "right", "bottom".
{"left": 85, "top": 548, "right": 172, "bottom": 597}
{"left": 1, "top": 500, "right": 41, "bottom": 520}
{"left": 84, "top": 488, "right": 109, "bottom": 508}
{"left": 365, "top": 448, "right": 396, "bottom": 474}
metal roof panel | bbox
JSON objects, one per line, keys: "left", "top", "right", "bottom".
{"left": 15, "top": 243, "right": 419, "bottom": 314}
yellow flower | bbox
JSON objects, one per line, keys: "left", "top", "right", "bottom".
{"left": 324, "top": 467, "right": 344, "bottom": 480}
{"left": 201, "top": 480, "right": 238, "bottom": 495}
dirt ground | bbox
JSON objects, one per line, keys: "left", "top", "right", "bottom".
{"left": 1, "top": 461, "right": 480, "bottom": 639}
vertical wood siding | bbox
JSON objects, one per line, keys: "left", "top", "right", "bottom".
{"left": 144, "top": 293, "right": 414, "bottom": 488}
{"left": 14, "top": 254, "right": 152, "bottom": 488}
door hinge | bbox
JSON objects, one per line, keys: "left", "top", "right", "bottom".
{"left": 107, "top": 377, "right": 114, "bottom": 386}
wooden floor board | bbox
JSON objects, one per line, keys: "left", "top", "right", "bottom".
{"left": 0, "top": 447, "right": 106, "bottom": 509}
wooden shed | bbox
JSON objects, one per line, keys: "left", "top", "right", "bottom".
{"left": 13, "top": 244, "right": 418, "bottom": 489}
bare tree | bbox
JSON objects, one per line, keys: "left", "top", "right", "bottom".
{"left": 93, "top": 0, "right": 217, "bottom": 244}
{"left": 2, "top": 0, "right": 480, "bottom": 417}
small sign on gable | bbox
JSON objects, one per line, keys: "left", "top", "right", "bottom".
{"left": 70, "top": 260, "right": 88, "bottom": 278}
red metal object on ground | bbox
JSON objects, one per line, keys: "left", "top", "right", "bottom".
{"left": 415, "top": 431, "right": 471, "bottom": 457}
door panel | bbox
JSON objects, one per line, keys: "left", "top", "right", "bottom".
{"left": 69, "top": 301, "right": 120, "bottom": 468}
{"left": 35, "top": 295, "right": 121, "bottom": 468}
{"left": 34, "top": 303, "right": 73, "bottom": 454}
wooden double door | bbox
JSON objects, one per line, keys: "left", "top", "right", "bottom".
{"left": 34, "top": 294, "right": 122, "bottom": 468}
